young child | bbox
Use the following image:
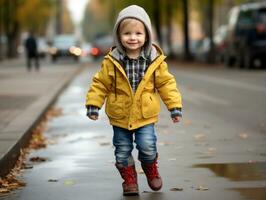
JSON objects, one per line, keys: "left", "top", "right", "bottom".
{"left": 85, "top": 5, "right": 182, "bottom": 195}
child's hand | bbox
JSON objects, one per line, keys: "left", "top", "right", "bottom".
{"left": 172, "top": 116, "right": 181, "bottom": 123}
{"left": 89, "top": 115, "right": 98, "bottom": 120}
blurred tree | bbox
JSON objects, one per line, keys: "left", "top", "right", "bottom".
{"left": 82, "top": 0, "right": 111, "bottom": 41}
{"left": 55, "top": 0, "right": 62, "bottom": 34}
{"left": 61, "top": 0, "right": 75, "bottom": 34}
{"left": 153, "top": 0, "right": 162, "bottom": 46}
{"left": 54, "top": 0, "right": 75, "bottom": 34}
{"left": 1, "top": 0, "right": 20, "bottom": 58}
{"left": 194, "top": 0, "right": 248, "bottom": 63}
{"left": 17, "top": 0, "right": 54, "bottom": 35}
{"left": 164, "top": 0, "right": 183, "bottom": 58}
{"left": 0, "top": 0, "right": 4, "bottom": 60}
{"left": 0, "top": 0, "right": 74, "bottom": 58}
{"left": 182, "top": 0, "right": 192, "bottom": 60}
{"left": 0, "top": 0, "right": 55, "bottom": 58}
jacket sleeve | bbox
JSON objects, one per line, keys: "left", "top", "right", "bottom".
{"left": 85, "top": 60, "right": 112, "bottom": 109}
{"left": 155, "top": 61, "right": 182, "bottom": 110}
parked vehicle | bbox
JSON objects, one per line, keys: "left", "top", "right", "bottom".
{"left": 214, "top": 25, "right": 228, "bottom": 63}
{"left": 223, "top": 2, "right": 266, "bottom": 68}
{"left": 90, "top": 35, "right": 113, "bottom": 59}
{"left": 49, "top": 34, "right": 81, "bottom": 62}
{"left": 38, "top": 38, "right": 49, "bottom": 58}
{"left": 194, "top": 37, "right": 210, "bottom": 62}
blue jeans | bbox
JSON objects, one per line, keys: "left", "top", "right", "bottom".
{"left": 112, "top": 124, "right": 157, "bottom": 166}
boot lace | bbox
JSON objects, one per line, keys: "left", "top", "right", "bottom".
{"left": 121, "top": 167, "right": 136, "bottom": 184}
{"left": 144, "top": 162, "right": 159, "bottom": 179}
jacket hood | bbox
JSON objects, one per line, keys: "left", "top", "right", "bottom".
{"left": 113, "top": 5, "right": 152, "bottom": 57}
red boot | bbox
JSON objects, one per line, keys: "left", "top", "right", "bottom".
{"left": 116, "top": 164, "right": 139, "bottom": 196}
{"left": 141, "top": 157, "right": 162, "bottom": 191}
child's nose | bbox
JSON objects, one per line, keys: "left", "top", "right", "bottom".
{"left": 130, "top": 34, "right": 137, "bottom": 40}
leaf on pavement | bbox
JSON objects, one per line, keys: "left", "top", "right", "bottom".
{"left": 194, "top": 134, "right": 206, "bottom": 140}
{"left": 168, "top": 158, "right": 177, "bottom": 161}
{"left": 170, "top": 187, "right": 183, "bottom": 191}
{"left": 45, "top": 107, "right": 63, "bottom": 119}
{"left": 29, "top": 124, "right": 47, "bottom": 150}
{"left": 48, "top": 179, "right": 58, "bottom": 182}
{"left": 0, "top": 188, "right": 10, "bottom": 193}
{"left": 238, "top": 132, "right": 248, "bottom": 139}
{"left": 196, "top": 185, "right": 209, "bottom": 191}
{"left": 142, "top": 191, "right": 153, "bottom": 193}
{"left": 64, "top": 180, "right": 75, "bottom": 186}
{"left": 29, "top": 156, "right": 47, "bottom": 162}
{"left": 21, "top": 163, "right": 33, "bottom": 169}
{"left": 207, "top": 147, "right": 216, "bottom": 154}
{"left": 98, "top": 141, "right": 111, "bottom": 146}
{"left": 0, "top": 174, "right": 26, "bottom": 194}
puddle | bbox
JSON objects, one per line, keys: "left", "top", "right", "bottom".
{"left": 193, "top": 162, "right": 266, "bottom": 181}
{"left": 230, "top": 188, "right": 266, "bottom": 200}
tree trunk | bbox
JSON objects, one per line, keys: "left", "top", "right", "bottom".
{"left": 0, "top": 3, "right": 3, "bottom": 60}
{"left": 182, "top": 0, "right": 191, "bottom": 60}
{"left": 5, "top": 0, "right": 19, "bottom": 58}
{"left": 166, "top": 0, "right": 174, "bottom": 58}
{"left": 56, "top": 0, "right": 63, "bottom": 34}
{"left": 153, "top": 0, "right": 162, "bottom": 46}
{"left": 207, "top": 0, "right": 215, "bottom": 63}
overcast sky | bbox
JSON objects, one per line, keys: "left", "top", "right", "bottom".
{"left": 67, "top": 0, "right": 89, "bottom": 24}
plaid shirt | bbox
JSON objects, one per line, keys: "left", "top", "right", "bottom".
{"left": 87, "top": 50, "right": 182, "bottom": 118}
{"left": 120, "top": 50, "right": 148, "bottom": 92}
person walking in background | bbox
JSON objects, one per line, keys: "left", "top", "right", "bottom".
{"left": 24, "top": 31, "right": 39, "bottom": 71}
{"left": 85, "top": 5, "right": 182, "bottom": 196}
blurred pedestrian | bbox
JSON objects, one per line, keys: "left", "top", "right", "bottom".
{"left": 24, "top": 31, "right": 39, "bottom": 71}
{"left": 85, "top": 5, "right": 182, "bottom": 196}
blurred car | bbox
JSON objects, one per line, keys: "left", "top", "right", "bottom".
{"left": 90, "top": 35, "right": 113, "bottom": 59}
{"left": 189, "top": 39, "right": 203, "bottom": 59}
{"left": 0, "top": 35, "right": 7, "bottom": 58}
{"left": 49, "top": 34, "right": 81, "bottom": 62}
{"left": 194, "top": 37, "right": 210, "bottom": 62}
{"left": 80, "top": 42, "right": 92, "bottom": 57}
{"left": 214, "top": 25, "right": 228, "bottom": 63}
{"left": 37, "top": 38, "right": 49, "bottom": 58}
{"left": 223, "top": 2, "right": 266, "bottom": 68}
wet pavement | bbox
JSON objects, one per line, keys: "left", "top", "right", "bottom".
{"left": 1, "top": 62, "right": 266, "bottom": 199}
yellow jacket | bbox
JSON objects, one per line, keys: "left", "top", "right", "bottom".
{"left": 85, "top": 45, "right": 182, "bottom": 130}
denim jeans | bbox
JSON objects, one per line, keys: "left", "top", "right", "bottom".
{"left": 112, "top": 124, "right": 157, "bottom": 166}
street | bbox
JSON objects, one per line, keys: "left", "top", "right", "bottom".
{"left": 1, "top": 60, "right": 266, "bottom": 200}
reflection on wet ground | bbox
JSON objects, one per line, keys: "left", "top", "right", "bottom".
{"left": 193, "top": 162, "right": 266, "bottom": 200}
{"left": 230, "top": 188, "right": 266, "bottom": 200}
{"left": 193, "top": 162, "right": 266, "bottom": 181}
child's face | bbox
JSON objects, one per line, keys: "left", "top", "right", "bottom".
{"left": 119, "top": 19, "right": 146, "bottom": 56}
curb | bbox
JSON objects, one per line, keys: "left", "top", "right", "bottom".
{"left": 0, "top": 63, "right": 86, "bottom": 178}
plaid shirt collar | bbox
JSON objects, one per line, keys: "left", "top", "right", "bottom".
{"left": 119, "top": 49, "right": 148, "bottom": 61}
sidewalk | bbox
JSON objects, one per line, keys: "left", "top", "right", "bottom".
{"left": 0, "top": 57, "right": 85, "bottom": 177}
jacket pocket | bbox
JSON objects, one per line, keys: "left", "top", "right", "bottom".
{"left": 105, "top": 94, "right": 125, "bottom": 119}
{"left": 141, "top": 93, "right": 160, "bottom": 118}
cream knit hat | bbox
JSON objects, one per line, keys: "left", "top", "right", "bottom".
{"left": 113, "top": 5, "right": 152, "bottom": 57}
